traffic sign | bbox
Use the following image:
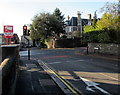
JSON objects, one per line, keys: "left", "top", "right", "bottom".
{"left": 4, "top": 25, "right": 14, "bottom": 38}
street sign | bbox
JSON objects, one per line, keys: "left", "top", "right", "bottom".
{"left": 4, "top": 25, "right": 14, "bottom": 38}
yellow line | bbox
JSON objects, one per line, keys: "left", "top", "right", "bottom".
{"left": 41, "top": 61, "right": 81, "bottom": 95}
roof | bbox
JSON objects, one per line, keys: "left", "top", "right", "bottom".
{"left": 69, "top": 17, "right": 77, "bottom": 26}
{"left": 65, "top": 17, "right": 89, "bottom": 26}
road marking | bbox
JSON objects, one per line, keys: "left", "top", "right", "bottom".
{"left": 47, "top": 59, "right": 85, "bottom": 64}
{"left": 76, "top": 60, "right": 85, "bottom": 62}
{"left": 26, "top": 64, "right": 37, "bottom": 68}
{"left": 38, "top": 60, "right": 82, "bottom": 95}
{"left": 80, "top": 77, "right": 111, "bottom": 95}
{"left": 47, "top": 62, "right": 61, "bottom": 64}
{"left": 100, "top": 73, "right": 118, "bottom": 81}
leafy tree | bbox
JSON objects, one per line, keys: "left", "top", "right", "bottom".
{"left": 30, "top": 12, "right": 65, "bottom": 48}
{"left": 83, "top": 11, "right": 98, "bottom": 33}
{"left": 83, "top": 1, "right": 120, "bottom": 43}
{"left": 83, "top": 25, "right": 95, "bottom": 33}
{"left": 97, "top": 31, "right": 110, "bottom": 43}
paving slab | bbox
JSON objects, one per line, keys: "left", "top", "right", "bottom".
{"left": 15, "top": 58, "right": 65, "bottom": 95}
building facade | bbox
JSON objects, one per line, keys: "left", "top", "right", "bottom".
{"left": 65, "top": 12, "right": 92, "bottom": 38}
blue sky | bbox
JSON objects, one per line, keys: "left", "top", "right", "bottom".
{"left": 0, "top": 0, "right": 118, "bottom": 38}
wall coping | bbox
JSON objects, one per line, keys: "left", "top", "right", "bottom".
{"left": 1, "top": 44, "right": 20, "bottom": 48}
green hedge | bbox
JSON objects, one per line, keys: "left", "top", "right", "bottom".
{"left": 84, "top": 29, "right": 120, "bottom": 44}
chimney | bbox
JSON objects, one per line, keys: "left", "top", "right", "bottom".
{"left": 67, "top": 15, "right": 70, "bottom": 20}
{"left": 88, "top": 14, "right": 92, "bottom": 25}
{"left": 77, "top": 11, "right": 81, "bottom": 26}
{"left": 77, "top": 11, "right": 81, "bottom": 18}
{"left": 88, "top": 14, "right": 91, "bottom": 20}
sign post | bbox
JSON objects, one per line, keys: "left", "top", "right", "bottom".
{"left": 3, "top": 25, "right": 14, "bottom": 44}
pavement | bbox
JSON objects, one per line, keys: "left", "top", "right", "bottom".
{"left": 15, "top": 58, "right": 65, "bottom": 95}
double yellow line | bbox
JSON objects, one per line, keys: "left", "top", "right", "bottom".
{"left": 40, "top": 60, "right": 83, "bottom": 95}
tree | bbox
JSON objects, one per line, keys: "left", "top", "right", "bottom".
{"left": 96, "top": 1, "right": 120, "bottom": 43}
{"left": 71, "top": 31, "right": 81, "bottom": 38}
{"left": 83, "top": 25, "right": 95, "bottom": 33}
{"left": 53, "top": 8, "right": 65, "bottom": 36}
{"left": 30, "top": 12, "right": 65, "bottom": 48}
{"left": 100, "top": 2, "right": 118, "bottom": 15}
{"left": 83, "top": 11, "right": 98, "bottom": 33}
{"left": 83, "top": 1, "right": 120, "bottom": 43}
{"left": 92, "top": 11, "right": 98, "bottom": 28}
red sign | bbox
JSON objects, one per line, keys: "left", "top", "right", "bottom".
{"left": 4, "top": 25, "right": 14, "bottom": 38}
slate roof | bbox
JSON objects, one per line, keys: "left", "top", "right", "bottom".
{"left": 66, "top": 17, "right": 90, "bottom": 26}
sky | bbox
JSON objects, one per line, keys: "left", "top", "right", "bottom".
{"left": 0, "top": 0, "right": 118, "bottom": 39}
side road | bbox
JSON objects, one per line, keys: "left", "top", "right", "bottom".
{"left": 15, "top": 58, "right": 65, "bottom": 95}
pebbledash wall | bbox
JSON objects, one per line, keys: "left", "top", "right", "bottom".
{"left": 88, "top": 43, "right": 120, "bottom": 55}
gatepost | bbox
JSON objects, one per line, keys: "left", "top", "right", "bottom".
{"left": 0, "top": 46, "right": 2, "bottom": 95}
{"left": 0, "top": 35, "right": 2, "bottom": 95}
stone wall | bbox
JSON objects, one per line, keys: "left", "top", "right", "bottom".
{"left": 0, "top": 46, "right": 2, "bottom": 64}
{"left": 0, "top": 45, "right": 2, "bottom": 95}
{"left": 88, "top": 43, "right": 120, "bottom": 55}
{"left": 0, "top": 45, "right": 20, "bottom": 95}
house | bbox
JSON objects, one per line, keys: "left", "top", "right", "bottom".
{"left": 65, "top": 12, "right": 92, "bottom": 38}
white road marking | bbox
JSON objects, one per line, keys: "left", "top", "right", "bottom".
{"left": 76, "top": 60, "right": 85, "bottom": 62}
{"left": 80, "top": 77, "right": 111, "bottom": 95}
{"left": 47, "top": 62, "right": 61, "bottom": 64}
{"left": 86, "top": 86, "right": 95, "bottom": 92}
{"left": 20, "top": 51, "right": 44, "bottom": 56}
{"left": 47, "top": 59, "right": 85, "bottom": 65}
{"left": 66, "top": 60, "right": 85, "bottom": 63}
{"left": 26, "top": 64, "right": 37, "bottom": 68}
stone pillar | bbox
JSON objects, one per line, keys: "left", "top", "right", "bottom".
{"left": 0, "top": 45, "right": 2, "bottom": 95}
{"left": 88, "top": 14, "right": 92, "bottom": 25}
{"left": 0, "top": 46, "right": 2, "bottom": 64}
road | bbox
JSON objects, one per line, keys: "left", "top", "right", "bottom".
{"left": 20, "top": 48, "right": 120, "bottom": 95}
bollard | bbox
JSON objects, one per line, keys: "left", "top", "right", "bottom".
{"left": 86, "top": 44, "right": 89, "bottom": 54}
{"left": 27, "top": 47, "right": 30, "bottom": 60}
